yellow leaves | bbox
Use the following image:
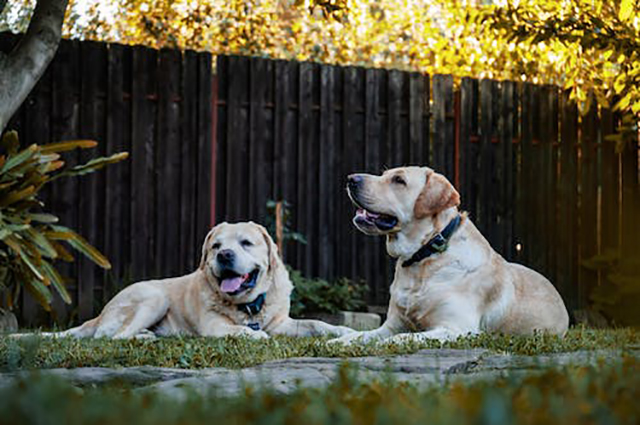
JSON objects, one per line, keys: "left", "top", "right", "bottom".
{"left": 619, "top": 0, "right": 634, "bottom": 22}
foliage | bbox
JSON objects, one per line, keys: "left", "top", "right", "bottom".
{"left": 0, "top": 131, "right": 128, "bottom": 312}
{"left": 1, "top": 327, "right": 637, "bottom": 370}
{"left": 582, "top": 248, "right": 640, "bottom": 327}
{"left": 288, "top": 267, "right": 368, "bottom": 316}
{"left": 265, "top": 199, "right": 307, "bottom": 247}
{"left": 2, "top": 1, "right": 638, "bottom": 117}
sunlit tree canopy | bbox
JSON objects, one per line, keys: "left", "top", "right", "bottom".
{"left": 1, "top": 0, "right": 638, "bottom": 115}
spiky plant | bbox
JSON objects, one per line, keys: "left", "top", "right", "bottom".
{"left": 0, "top": 130, "right": 128, "bottom": 312}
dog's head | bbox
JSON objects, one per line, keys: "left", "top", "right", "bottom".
{"left": 199, "top": 221, "right": 282, "bottom": 302}
{"left": 346, "top": 166, "right": 460, "bottom": 237}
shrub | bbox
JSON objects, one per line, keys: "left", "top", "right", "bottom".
{"left": 288, "top": 267, "right": 368, "bottom": 317}
{"left": 0, "top": 131, "right": 127, "bottom": 312}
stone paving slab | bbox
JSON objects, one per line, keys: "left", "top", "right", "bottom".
{"left": 1, "top": 349, "right": 636, "bottom": 398}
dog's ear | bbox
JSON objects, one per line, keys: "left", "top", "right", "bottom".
{"left": 253, "top": 222, "right": 283, "bottom": 272}
{"left": 414, "top": 172, "right": 460, "bottom": 219}
{"left": 199, "top": 223, "right": 225, "bottom": 270}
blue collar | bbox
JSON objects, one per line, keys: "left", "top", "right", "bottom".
{"left": 237, "top": 292, "right": 266, "bottom": 316}
{"left": 402, "top": 215, "right": 462, "bottom": 268}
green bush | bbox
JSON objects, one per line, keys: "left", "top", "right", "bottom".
{"left": 289, "top": 267, "right": 368, "bottom": 317}
{"left": 0, "top": 131, "right": 127, "bottom": 313}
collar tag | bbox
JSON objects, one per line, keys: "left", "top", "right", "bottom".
{"left": 402, "top": 214, "right": 462, "bottom": 268}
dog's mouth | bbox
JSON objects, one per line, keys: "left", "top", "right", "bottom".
{"left": 217, "top": 268, "right": 260, "bottom": 295}
{"left": 347, "top": 187, "right": 399, "bottom": 232}
{"left": 354, "top": 208, "right": 398, "bottom": 230}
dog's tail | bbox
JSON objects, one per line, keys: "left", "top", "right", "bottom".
{"left": 9, "top": 317, "right": 100, "bottom": 339}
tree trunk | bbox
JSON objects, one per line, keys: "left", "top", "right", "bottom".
{"left": 0, "top": 0, "right": 69, "bottom": 135}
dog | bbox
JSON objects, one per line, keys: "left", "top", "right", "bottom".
{"left": 331, "top": 166, "right": 569, "bottom": 345}
{"left": 15, "top": 222, "right": 353, "bottom": 339}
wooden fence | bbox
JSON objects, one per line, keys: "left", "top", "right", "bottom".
{"left": 2, "top": 35, "right": 213, "bottom": 326}
{"left": 215, "top": 55, "right": 640, "bottom": 315}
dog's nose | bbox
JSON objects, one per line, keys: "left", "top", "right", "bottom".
{"left": 217, "top": 249, "right": 235, "bottom": 266}
{"left": 347, "top": 174, "right": 363, "bottom": 187}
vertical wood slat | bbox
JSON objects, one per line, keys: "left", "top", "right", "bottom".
{"left": 459, "top": 78, "right": 478, "bottom": 220}
{"left": 578, "top": 97, "right": 599, "bottom": 311}
{"left": 432, "top": 75, "right": 454, "bottom": 178}
{"left": 599, "top": 108, "right": 619, "bottom": 255}
{"left": 518, "top": 83, "right": 534, "bottom": 266}
{"left": 181, "top": 51, "right": 199, "bottom": 270}
{"left": 477, "top": 79, "right": 494, "bottom": 240}
{"left": 501, "top": 81, "right": 517, "bottom": 260}
{"left": 104, "top": 44, "right": 130, "bottom": 301}
{"left": 196, "top": 53, "right": 213, "bottom": 240}
{"left": 49, "top": 40, "right": 80, "bottom": 323}
{"left": 156, "top": 49, "right": 182, "bottom": 277}
{"left": 249, "top": 58, "right": 269, "bottom": 225}
{"left": 318, "top": 65, "right": 335, "bottom": 278}
{"left": 78, "top": 41, "right": 107, "bottom": 320}
{"left": 130, "top": 46, "right": 156, "bottom": 282}
{"left": 558, "top": 92, "right": 579, "bottom": 312}
{"left": 297, "top": 62, "right": 313, "bottom": 275}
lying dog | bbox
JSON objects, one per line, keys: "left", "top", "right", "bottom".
{"left": 18, "top": 222, "right": 352, "bottom": 339}
{"left": 331, "top": 166, "right": 569, "bottom": 345}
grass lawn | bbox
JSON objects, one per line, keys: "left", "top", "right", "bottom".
{"left": 1, "top": 327, "right": 638, "bottom": 370}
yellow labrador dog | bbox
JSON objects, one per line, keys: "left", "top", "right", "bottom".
{"left": 331, "top": 166, "right": 569, "bottom": 345}
{"left": 20, "top": 222, "right": 352, "bottom": 339}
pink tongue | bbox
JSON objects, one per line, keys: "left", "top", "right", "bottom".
{"left": 220, "top": 274, "right": 248, "bottom": 293}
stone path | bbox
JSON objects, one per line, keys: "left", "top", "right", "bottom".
{"left": 1, "top": 349, "right": 636, "bottom": 398}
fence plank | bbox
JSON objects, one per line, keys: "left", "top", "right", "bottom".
{"left": 196, "top": 53, "right": 212, "bottom": 239}
{"left": 600, "top": 108, "right": 619, "bottom": 256}
{"left": 432, "top": 75, "right": 454, "bottom": 177}
{"left": 48, "top": 39, "right": 80, "bottom": 324}
{"left": 297, "top": 62, "right": 313, "bottom": 275}
{"left": 409, "top": 72, "right": 425, "bottom": 165}
{"left": 131, "top": 46, "right": 157, "bottom": 281}
{"left": 181, "top": 51, "right": 199, "bottom": 269}
{"left": 558, "top": 93, "right": 579, "bottom": 312}
{"left": 578, "top": 96, "right": 599, "bottom": 311}
{"left": 77, "top": 41, "right": 107, "bottom": 320}
{"left": 501, "top": 81, "right": 516, "bottom": 260}
{"left": 249, "top": 58, "right": 270, "bottom": 225}
{"left": 458, "top": 78, "right": 478, "bottom": 220}
{"left": 156, "top": 49, "right": 182, "bottom": 276}
{"left": 104, "top": 44, "right": 130, "bottom": 302}
{"left": 318, "top": 65, "right": 336, "bottom": 278}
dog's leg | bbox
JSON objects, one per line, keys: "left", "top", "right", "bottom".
{"left": 269, "top": 318, "right": 353, "bottom": 337}
{"left": 328, "top": 312, "right": 408, "bottom": 345}
{"left": 200, "top": 324, "right": 269, "bottom": 339}
{"left": 384, "top": 327, "right": 473, "bottom": 344}
{"left": 96, "top": 297, "right": 169, "bottom": 339}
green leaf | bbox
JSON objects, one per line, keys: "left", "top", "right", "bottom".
{"left": 24, "top": 277, "right": 53, "bottom": 310}
{"left": 50, "top": 225, "right": 111, "bottom": 269}
{"left": 52, "top": 152, "right": 129, "bottom": 180}
{"left": 0, "top": 144, "right": 38, "bottom": 174}
{"left": 40, "top": 260, "right": 72, "bottom": 304}
{"left": 29, "top": 213, "right": 59, "bottom": 224}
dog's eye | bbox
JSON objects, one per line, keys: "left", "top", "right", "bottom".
{"left": 211, "top": 243, "right": 221, "bottom": 250}
{"left": 392, "top": 175, "right": 406, "bottom": 185}
{"left": 240, "top": 239, "right": 253, "bottom": 247}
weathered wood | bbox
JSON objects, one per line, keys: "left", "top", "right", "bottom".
{"left": 156, "top": 49, "right": 182, "bottom": 276}
{"left": 248, "top": 58, "right": 269, "bottom": 225}
{"left": 432, "top": 75, "right": 454, "bottom": 177}
{"left": 318, "top": 65, "right": 335, "bottom": 277}
{"left": 77, "top": 41, "right": 107, "bottom": 320}
{"left": 196, "top": 52, "right": 212, "bottom": 240}
{"left": 181, "top": 51, "right": 199, "bottom": 270}
{"left": 297, "top": 62, "right": 313, "bottom": 275}
{"left": 578, "top": 96, "right": 599, "bottom": 311}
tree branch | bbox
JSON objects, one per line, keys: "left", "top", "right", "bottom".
{"left": 0, "top": 0, "right": 69, "bottom": 135}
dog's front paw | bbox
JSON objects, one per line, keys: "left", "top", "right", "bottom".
{"left": 328, "top": 330, "right": 377, "bottom": 346}
{"left": 248, "top": 329, "right": 270, "bottom": 339}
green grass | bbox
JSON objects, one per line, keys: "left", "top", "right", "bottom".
{"left": 0, "top": 356, "right": 638, "bottom": 425}
{"left": 1, "top": 327, "right": 638, "bottom": 371}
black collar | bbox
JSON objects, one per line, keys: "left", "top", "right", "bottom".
{"left": 237, "top": 292, "right": 266, "bottom": 316}
{"left": 401, "top": 215, "right": 462, "bottom": 268}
